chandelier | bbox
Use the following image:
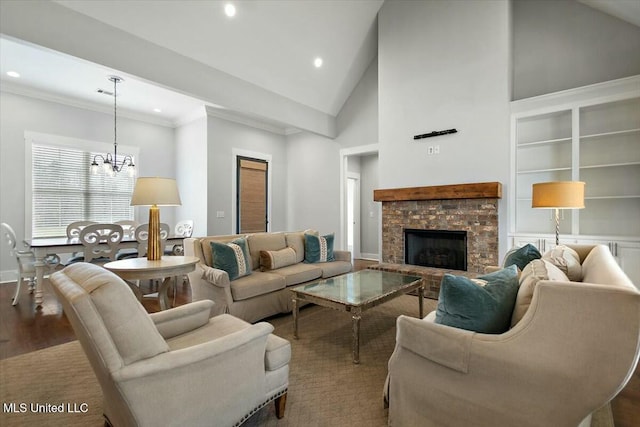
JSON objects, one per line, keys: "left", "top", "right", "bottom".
{"left": 90, "top": 76, "right": 136, "bottom": 177}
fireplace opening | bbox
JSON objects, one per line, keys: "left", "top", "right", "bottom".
{"left": 404, "top": 229, "right": 467, "bottom": 271}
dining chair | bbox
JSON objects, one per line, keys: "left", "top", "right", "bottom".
{"left": 166, "top": 219, "right": 194, "bottom": 255}
{"left": 135, "top": 222, "right": 170, "bottom": 257}
{"left": 114, "top": 220, "right": 140, "bottom": 260}
{"left": 76, "top": 223, "right": 124, "bottom": 264}
{"left": 65, "top": 220, "right": 97, "bottom": 264}
{"left": 1, "top": 222, "right": 60, "bottom": 306}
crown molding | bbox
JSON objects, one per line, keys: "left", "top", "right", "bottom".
{"left": 204, "top": 105, "right": 289, "bottom": 135}
{"left": 1, "top": 80, "right": 176, "bottom": 128}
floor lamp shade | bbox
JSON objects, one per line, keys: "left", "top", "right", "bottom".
{"left": 532, "top": 181, "right": 585, "bottom": 245}
{"left": 130, "top": 177, "right": 182, "bottom": 260}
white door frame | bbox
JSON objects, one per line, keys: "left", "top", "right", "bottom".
{"left": 347, "top": 172, "right": 361, "bottom": 259}
{"left": 339, "top": 144, "right": 379, "bottom": 255}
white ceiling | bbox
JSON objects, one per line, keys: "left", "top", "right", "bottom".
{"left": 1, "top": 0, "right": 383, "bottom": 128}
{"left": 1, "top": 0, "right": 638, "bottom": 130}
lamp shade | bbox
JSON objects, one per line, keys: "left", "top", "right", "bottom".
{"left": 532, "top": 181, "right": 585, "bottom": 209}
{"left": 130, "top": 177, "right": 182, "bottom": 206}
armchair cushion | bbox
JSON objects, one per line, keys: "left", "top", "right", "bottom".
{"left": 435, "top": 265, "right": 519, "bottom": 334}
{"left": 503, "top": 243, "right": 541, "bottom": 270}
{"left": 150, "top": 300, "right": 214, "bottom": 339}
{"left": 210, "top": 237, "right": 252, "bottom": 280}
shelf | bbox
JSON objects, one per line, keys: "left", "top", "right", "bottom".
{"left": 579, "top": 162, "right": 640, "bottom": 170}
{"left": 517, "top": 137, "right": 571, "bottom": 148}
{"left": 581, "top": 128, "right": 640, "bottom": 140}
{"left": 585, "top": 195, "right": 640, "bottom": 200}
{"left": 517, "top": 166, "right": 571, "bottom": 174}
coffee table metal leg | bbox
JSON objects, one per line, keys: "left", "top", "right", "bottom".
{"left": 292, "top": 296, "right": 299, "bottom": 339}
{"left": 418, "top": 285, "right": 424, "bottom": 318}
{"left": 352, "top": 310, "right": 361, "bottom": 364}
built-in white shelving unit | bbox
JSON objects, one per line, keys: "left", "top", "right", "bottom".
{"left": 510, "top": 76, "right": 640, "bottom": 286}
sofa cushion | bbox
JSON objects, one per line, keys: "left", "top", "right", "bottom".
{"left": 260, "top": 247, "right": 298, "bottom": 270}
{"left": 230, "top": 271, "right": 286, "bottom": 301}
{"left": 542, "top": 245, "right": 582, "bottom": 281}
{"left": 285, "top": 232, "right": 305, "bottom": 263}
{"left": 247, "top": 232, "right": 287, "bottom": 270}
{"left": 319, "top": 260, "right": 352, "bottom": 278}
{"left": 503, "top": 244, "right": 541, "bottom": 270}
{"left": 511, "top": 259, "right": 569, "bottom": 327}
{"left": 435, "top": 265, "right": 519, "bottom": 334}
{"left": 269, "top": 263, "right": 322, "bottom": 287}
{"left": 210, "top": 237, "right": 252, "bottom": 281}
{"left": 304, "top": 232, "right": 335, "bottom": 263}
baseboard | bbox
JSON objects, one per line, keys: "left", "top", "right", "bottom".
{"left": 359, "top": 253, "right": 380, "bottom": 261}
{"left": 0, "top": 270, "right": 18, "bottom": 284}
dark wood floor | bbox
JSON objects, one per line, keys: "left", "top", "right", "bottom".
{"left": 1, "top": 260, "right": 638, "bottom": 426}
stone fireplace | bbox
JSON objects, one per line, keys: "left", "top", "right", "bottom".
{"left": 369, "top": 182, "right": 502, "bottom": 298}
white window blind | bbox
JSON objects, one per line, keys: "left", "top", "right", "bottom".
{"left": 32, "top": 144, "right": 135, "bottom": 238}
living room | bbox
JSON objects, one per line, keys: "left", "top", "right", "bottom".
{"left": 1, "top": 0, "right": 639, "bottom": 426}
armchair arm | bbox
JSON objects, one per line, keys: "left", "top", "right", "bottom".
{"left": 112, "top": 322, "right": 275, "bottom": 426}
{"left": 388, "top": 281, "right": 640, "bottom": 427}
{"left": 150, "top": 300, "right": 214, "bottom": 340}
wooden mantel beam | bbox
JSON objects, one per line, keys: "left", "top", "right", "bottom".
{"left": 373, "top": 182, "right": 502, "bottom": 202}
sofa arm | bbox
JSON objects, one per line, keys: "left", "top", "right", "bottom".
{"left": 334, "top": 250, "right": 351, "bottom": 262}
{"left": 150, "top": 300, "right": 214, "bottom": 340}
{"left": 187, "top": 264, "right": 234, "bottom": 316}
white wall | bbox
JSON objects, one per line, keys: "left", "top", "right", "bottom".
{"left": 286, "top": 132, "right": 342, "bottom": 239}
{"left": 0, "top": 91, "right": 175, "bottom": 280}
{"left": 512, "top": 0, "right": 640, "bottom": 100}
{"left": 175, "top": 114, "right": 207, "bottom": 237}
{"left": 205, "top": 114, "right": 288, "bottom": 235}
{"left": 378, "top": 0, "right": 511, "bottom": 256}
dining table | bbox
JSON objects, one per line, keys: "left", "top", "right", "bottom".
{"left": 26, "top": 235, "right": 186, "bottom": 309}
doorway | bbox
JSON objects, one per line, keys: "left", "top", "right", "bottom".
{"left": 236, "top": 156, "right": 268, "bottom": 234}
{"left": 347, "top": 173, "right": 361, "bottom": 258}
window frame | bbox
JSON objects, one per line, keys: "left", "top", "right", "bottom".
{"left": 25, "top": 131, "right": 140, "bottom": 238}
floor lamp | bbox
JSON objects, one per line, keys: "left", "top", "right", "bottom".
{"left": 130, "top": 177, "right": 182, "bottom": 260}
{"left": 532, "top": 181, "right": 585, "bottom": 246}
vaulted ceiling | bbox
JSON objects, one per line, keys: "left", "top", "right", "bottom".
{"left": 1, "top": 0, "right": 638, "bottom": 136}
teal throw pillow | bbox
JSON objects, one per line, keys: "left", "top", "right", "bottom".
{"left": 304, "top": 233, "right": 335, "bottom": 263}
{"left": 435, "top": 265, "right": 519, "bottom": 334}
{"left": 503, "top": 244, "right": 541, "bottom": 270}
{"left": 210, "top": 237, "right": 252, "bottom": 280}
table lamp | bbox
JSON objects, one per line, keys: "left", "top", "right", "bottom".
{"left": 532, "top": 181, "right": 585, "bottom": 246}
{"left": 130, "top": 177, "right": 182, "bottom": 260}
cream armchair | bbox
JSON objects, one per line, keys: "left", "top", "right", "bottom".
{"left": 50, "top": 262, "right": 290, "bottom": 427}
{"left": 386, "top": 244, "right": 640, "bottom": 426}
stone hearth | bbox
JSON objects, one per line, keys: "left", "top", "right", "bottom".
{"left": 372, "top": 182, "right": 502, "bottom": 297}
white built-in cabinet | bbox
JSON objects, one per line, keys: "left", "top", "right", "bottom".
{"left": 510, "top": 76, "right": 640, "bottom": 286}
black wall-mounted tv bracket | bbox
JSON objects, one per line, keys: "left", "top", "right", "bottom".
{"left": 413, "top": 128, "right": 457, "bottom": 140}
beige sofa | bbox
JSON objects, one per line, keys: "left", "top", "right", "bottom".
{"left": 185, "top": 231, "right": 352, "bottom": 323}
{"left": 386, "top": 244, "right": 640, "bottom": 427}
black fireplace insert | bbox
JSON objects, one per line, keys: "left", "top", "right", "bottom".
{"left": 404, "top": 229, "right": 467, "bottom": 271}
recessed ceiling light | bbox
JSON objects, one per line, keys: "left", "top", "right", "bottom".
{"left": 153, "top": 108, "right": 162, "bottom": 113}
{"left": 224, "top": 3, "right": 236, "bottom": 17}
{"left": 314, "top": 57, "right": 323, "bottom": 68}
{"left": 6, "top": 71, "right": 21, "bottom": 78}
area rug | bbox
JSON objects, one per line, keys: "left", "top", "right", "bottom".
{"left": 0, "top": 296, "right": 614, "bottom": 427}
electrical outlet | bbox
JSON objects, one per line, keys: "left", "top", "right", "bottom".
{"left": 434, "top": 145, "right": 440, "bottom": 154}
{"left": 427, "top": 146, "right": 434, "bottom": 155}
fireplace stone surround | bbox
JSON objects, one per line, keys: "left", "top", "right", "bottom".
{"left": 370, "top": 182, "right": 502, "bottom": 299}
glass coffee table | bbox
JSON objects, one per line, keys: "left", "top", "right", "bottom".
{"left": 291, "top": 269, "right": 424, "bottom": 364}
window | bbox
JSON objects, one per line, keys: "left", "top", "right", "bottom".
{"left": 31, "top": 142, "right": 136, "bottom": 238}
